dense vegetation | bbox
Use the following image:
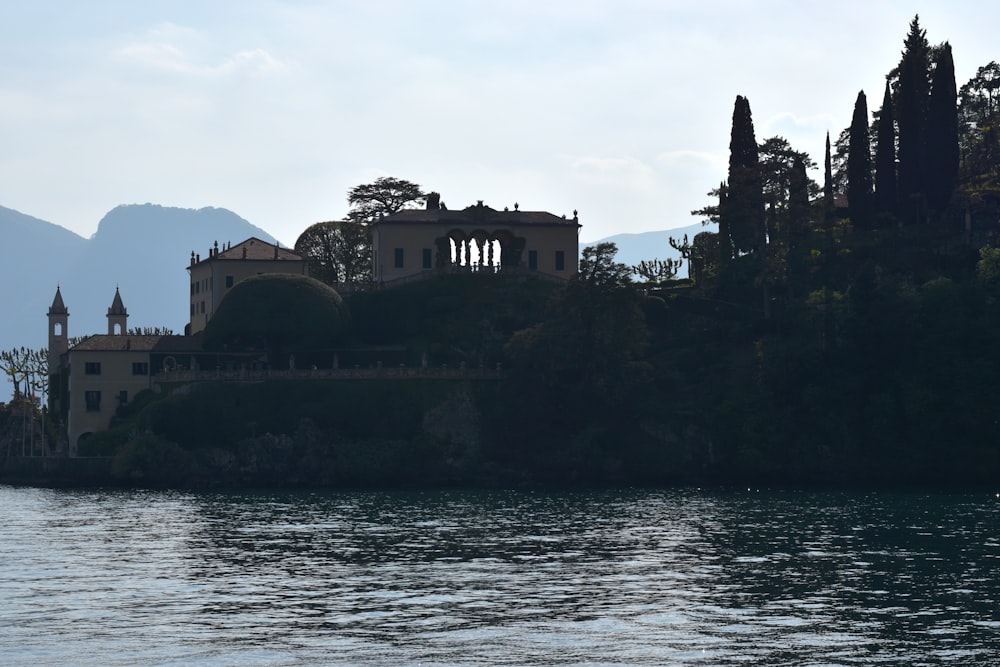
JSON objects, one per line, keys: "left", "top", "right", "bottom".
{"left": 202, "top": 273, "right": 351, "bottom": 366}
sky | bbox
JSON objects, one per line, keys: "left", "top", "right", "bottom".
{"left": 2, "top": 1, "right": 998, "bottom": 246}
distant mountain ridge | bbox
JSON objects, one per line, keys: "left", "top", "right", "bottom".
{"left": 0, "top": 203, "right": 276, "bottom": 378}
{"left": 579, "top": 222, "right": 709, "bottom": 276}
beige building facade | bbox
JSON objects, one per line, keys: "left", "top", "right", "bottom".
{"left": 371, "top": 195, "right": 581, "bottom": 285}
{"left": 187, "top": 237, "right": 307, "bottom": 334}
{"left": 48, "top": 237, "right": 308, "bottom": 454}
{"left": 48, "top": 288, "right": 201, "bottom": 454}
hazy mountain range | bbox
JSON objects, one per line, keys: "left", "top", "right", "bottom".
{"left": 581, "top": 223, "right": 705, "bottom": 275}
{"left": 0, "top": 203, "right": 275, "bottom": 357}
{"left": 0, "top": 202, "right": 699, "bottom": 396}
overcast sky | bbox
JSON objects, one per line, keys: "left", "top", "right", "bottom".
{"left": 2, "top": 1, "right": 997, "bottom": 246}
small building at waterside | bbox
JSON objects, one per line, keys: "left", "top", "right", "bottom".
{"left": 49, "top": 237, "right": 303, "bottom": 454}
{"left": 47, "top": 288, "right": 202, "bottom": 454}
{"left": 371, "top": 194, "right": 581, "bottom": 285}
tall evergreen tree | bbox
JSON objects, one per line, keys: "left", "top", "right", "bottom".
{"left": 875, "top": 80, "right": 898, "bottom": 219}
{"left": 957, "top": 62, "right": 1000, "bottom": 196}
{"left": 896, "top": 15, "right": 931, "bottom": 223}
{"left": 926, "top": 42, "right": 959, "bottom": 215}
{"left": 725, "top": 95, "right": 765, "bottom": 253}
{"left": 848, "top": 91, "right": 875, "bottom": 230}
{"left": 824, "top": 131, "right": 835, "bottom": 228}
{"left": 716, "top": 182, "right": 733, "bottom": 267}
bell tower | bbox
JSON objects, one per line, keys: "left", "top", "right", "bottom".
{"left": 48, "top": 285, "right": 69, "bottom": 370}
{"left": 107, "top": 287, "right": 128, "bottom": 335}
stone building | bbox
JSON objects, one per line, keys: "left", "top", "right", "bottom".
{"left": 187, "top": 237, "right": 307, "bottom": 334}
{"left": 47, "top": 287, "right": 201, "bottom": 454}
{"left": 371, "top": 195, "right": 581, "bottom": 285}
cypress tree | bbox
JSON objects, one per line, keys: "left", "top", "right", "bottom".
{"left": 848, "top": 90, "right": 875, "bottom": 230}
{"left": 926, "top": 42, "right": 959, "bottom": 215}
{"left": 716, "top": 182, "right": 733, "bottom": 266}
{"left": 725, "top": 95, "right": 765, "bottom": 254}
{"left": 824, "top": 131, "right": 835, "bottom": 228}
{"left": 896, "top": 15, "right": 931, "bottom": 223}
{"left": 875, "top": 80, "right": 898, "bottom": 219}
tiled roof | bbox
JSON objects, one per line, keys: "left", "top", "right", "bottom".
{"left": 69, "top": 335, "right": 202, "bottom": 353}
{"left": 377, "top": 202, "right": 580, "bottom": 227}
{"left": 214, "top": 237, "right": 303, "bottom": 261}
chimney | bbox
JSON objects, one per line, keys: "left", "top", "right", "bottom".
{"left": 426, "top": 192, "right": 441, "bottom": 210}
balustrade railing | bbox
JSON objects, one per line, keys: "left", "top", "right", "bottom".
{"left": 155, "top": 363, "right": 503, "bottom": 384}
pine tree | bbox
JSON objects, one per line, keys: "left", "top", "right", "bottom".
{"left": 725, "top": 95, "right": 765, "bottom": 254}
{"left": 875, "top": 80, "right": 898, "bottom": 219}
{"left": 896, "top": 15, "right": 931, "bottom": 223}
{"left": 926, "top": 42, "right": 959, "bottom": 215}
{"left": 848, "top": 91, "right": 875, "bottom": 230}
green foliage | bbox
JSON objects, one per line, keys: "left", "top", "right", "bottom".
{"left": 632, "top": 258, "right": 682, "bottom": 284}
{"left": 848, "top": 90, "right": 875, "bottom": 230}
{"left": 958, "top": 62, "right": 1000, "bottom": 211}
{"left": 505, "top": 244, "right": 650, "bottom": 439}
{"left": 875, "top": 81, "right": 898, "bottom": 217}
{"left": 896, "top": 15, "right": 932, "bottom": 223}
{"left": 0, "top": 347, "right": 47, "bottom": 399}
{"left": 927, "top": 42, "right": 959, "bottom": 215}
{"left": 976, "top": 247, "right": 1000, "bottom": 285}
{"left": 758, "top": 136, "right": 818, "bottom": 216}
{"left": 347, "top": 176, "right": 425, "bottom": 223}
{"left": 202, "top": 274, "right": 350, "bottom": 361}
{"left": 294, "top": 220, "right": 371, "bottom": 285}
{"left": 126, "top": 327, "right": 175, "bottom": 336}
{"left": 578, "top": 242, "right": 633, "bottom": 288}
{"left": 725, "top": 95, "right": 766, "bottom": 254}
{"left": 111, "top": 435, "right": 195, "bottom": 485}
{"left": 347, "top": 272, "right": 557, "bottom": 365}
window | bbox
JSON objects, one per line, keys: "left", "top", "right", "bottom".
{"left": 85, "top": 391, "right": 101, "bottom": 412}
{"left": 195, "top": 281, "right": 200, "bottom": 294}
{"left": 85, "top": 362, "right": 101, "bottom": 375}
{"left": 422, "top": 248, "right": 433, "bottom": 269}
{"left": 394, "top": 248, "right": 404, "bottom": 268}
{"left": 132, "top": 362, "right": 149, "bottom": 376}
{"left": 555, "top": 250, "right": 565, "bottom": 272}
{"left": 118, "top": 390, "right": 128, "bottom": 406}
{"left": 528, "top": 250, "right": 538, "bottom": 271}
{"left": 200, "top": 301, "right": 205, "bottom": 314}
{"left": 225, "top": 275, "right": 234, "bottom": 288}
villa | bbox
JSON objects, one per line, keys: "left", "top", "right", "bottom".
{"left": 46, "top": 196, "right": 581, "bottom": 454}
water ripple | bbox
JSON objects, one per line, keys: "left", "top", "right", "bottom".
{"left": 2, "top": 487, "right": 999, "bottom": 665}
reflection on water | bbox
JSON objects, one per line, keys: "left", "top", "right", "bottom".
{"left": 1, "top": 487, "right": 998, "bottom": 665}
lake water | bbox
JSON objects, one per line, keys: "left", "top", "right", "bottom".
{"left": 1, "top": 486, "right": 998, "bottom": 665}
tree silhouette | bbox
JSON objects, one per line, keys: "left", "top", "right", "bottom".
{"left": 848, "top": 90, "right": 875, "bottom": 230}
{"left": 875, "top": 80, "right": 898, "bottom": 219}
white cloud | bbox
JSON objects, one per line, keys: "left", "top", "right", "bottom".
{"left": 569, "top": 156, "right": 656, "bottom": 192}
{"left": 113, "top": 23, "right": 288, "bottom": 78}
